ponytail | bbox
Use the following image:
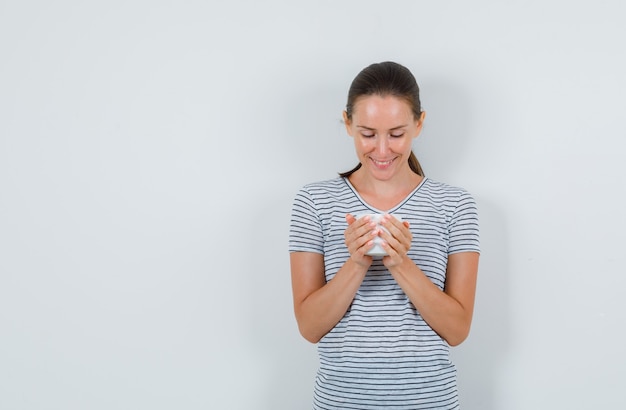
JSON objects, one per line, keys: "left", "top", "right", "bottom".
{"left": 407, "top": 151, "right": 424, "bottom": 176}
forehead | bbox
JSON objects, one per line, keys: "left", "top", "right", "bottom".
{"left": 351, "top": 95, "right": 414, "bottom": 123}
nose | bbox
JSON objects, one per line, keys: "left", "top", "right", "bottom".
{"left": 375, "top": 136, "right": 389, "bottom": 155}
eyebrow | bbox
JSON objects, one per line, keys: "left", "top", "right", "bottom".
{"left": 356, "top": 125, "right": 407, "bottom": 131}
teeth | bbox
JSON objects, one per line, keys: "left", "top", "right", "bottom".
{"left": 373, "top": 159, "right": 393, "bottom": 165}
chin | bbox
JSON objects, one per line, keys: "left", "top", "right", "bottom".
{"left": 369, "top": 169, "right": 396, "bottom": 181}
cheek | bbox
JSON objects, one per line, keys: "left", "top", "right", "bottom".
{"left": 354, "top": 138, "right": 374, "bottom": 152}
{"left": 391, "top": 139, "right": 413, "bottom": 153}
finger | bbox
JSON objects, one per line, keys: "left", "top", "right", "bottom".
{"left": 380, "top": 216, "right": 407, "bottom": 242}
{"left": 383, "top": 216, "right": 411, "bottom": 244}
{"left": 347, "top": 216, "right": 376, "bottom": 239}
{"left": 351, "top": 228, "right": 378, "bottom": 252}
{"left": 345, "top": 217, "right": 378, "bottom": 252}
{"left": 378, "top": 222, "right": 410, "bottom": 255}
{"left": 379, "top": 233, "right": 404, "bottom": 256}
{"left": 346, "top": 214, "right": 372, "bottom": 232}
{"left": 349, "top": 236, "right": 375, "bottom": 266}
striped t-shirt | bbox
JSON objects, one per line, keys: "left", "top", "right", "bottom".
{"left": 289, "top": 177, "right": 480, "bottom": 410}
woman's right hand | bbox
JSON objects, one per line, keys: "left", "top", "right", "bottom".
{"left": 291, "top": 216, "right": 373, "bottom": 343}
{"left": 344, "top": 214, "right": 375, "bottom": 267}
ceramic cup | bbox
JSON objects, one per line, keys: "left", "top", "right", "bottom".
{"left": 358, "top": 213, "right": 401, "bottom": 256}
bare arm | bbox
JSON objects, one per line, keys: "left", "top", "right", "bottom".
{"left": 290, "top": 252, "right": 367, "bottom": 343}
{"left": 378, "top": 215, "right": 479, "bottom": 346}
{"left": 290, "top": 214, "right": 377, "bottom": 343}
{"left": 387, "top": 252, "right": 479, "bottom": 346}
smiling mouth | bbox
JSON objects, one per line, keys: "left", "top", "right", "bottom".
{"left": 371, "top": 158, "right": 394, "bottom": 167}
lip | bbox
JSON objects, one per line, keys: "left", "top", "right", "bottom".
{"left": 370, "top": 157, "right": 396, "bottom": 169}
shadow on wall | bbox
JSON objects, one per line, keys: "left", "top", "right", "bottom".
{"left": 452, "top": 198, "right": 511, "bottom": 410}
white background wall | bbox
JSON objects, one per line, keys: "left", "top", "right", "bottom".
{"left": 1, "top": 1, "right": 625, "bottom": 409}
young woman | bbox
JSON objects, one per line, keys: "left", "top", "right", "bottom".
{"left": 289, "top": 61, "right": 480, "bottom": 409}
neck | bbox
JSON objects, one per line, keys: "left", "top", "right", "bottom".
{"left": 349, "top": 168, "right": 423, "bottom": 198}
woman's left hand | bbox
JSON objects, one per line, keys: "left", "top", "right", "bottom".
{"left": 379, "top": 215, "right": 412, "bottom": 268}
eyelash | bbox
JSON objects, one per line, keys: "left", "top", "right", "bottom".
{"left": 361, "top": 133, "right": 404, "bottom": 138}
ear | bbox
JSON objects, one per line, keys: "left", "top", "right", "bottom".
{"left": 413, "top": 111, "right": 426, "bottom": 138}
{"left": 342, "top": 111, "right": 353, "bottom": 136}
{"left": 418, "top": 111, "right": 426, "bottom": 123}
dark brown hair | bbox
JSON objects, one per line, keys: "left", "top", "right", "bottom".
{"left": 340, "top": 61, "right": 424, "bottom": 178}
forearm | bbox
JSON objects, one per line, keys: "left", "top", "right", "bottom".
{"left": 388, "top": 258, "right": 474, "bottom": 346}
{"left": 295, "top": 258, "right": 368, "bottom": 343}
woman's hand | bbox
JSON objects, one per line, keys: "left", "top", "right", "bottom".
{"left": 379, "top": 215, "right": 412, "bottom": 268}
{"left": 344, "top": 214, "right": 375, "bottom": 268}
{"left": 291, "top": 215, "right": 377, "bottom": 343}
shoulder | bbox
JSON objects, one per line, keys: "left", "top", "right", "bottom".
{"left": 299, "top": 177, "right": 347, "bottom": 191}
{"left": 418, "top": 178, "right": 476, "bottom": 204}
{"left": 294, "top": 177, "right": 351, "bottom": 199}
{"left": 292, "top": 177, "right": 360, "bottom": 219}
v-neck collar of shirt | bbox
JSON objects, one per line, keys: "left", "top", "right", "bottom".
{"left": 343, "top": 176, "right": 428, "bottom": 213}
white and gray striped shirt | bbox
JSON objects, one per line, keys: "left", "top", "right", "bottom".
{"left": 289, "top": 177, "right": 480, "bottom": 409}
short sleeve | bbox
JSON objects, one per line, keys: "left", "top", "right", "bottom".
{"left": 289, "top": 186, "right": 324, "bottom": 254}
{"left": 448, "top": 190, "right": 481, "bottom": 255}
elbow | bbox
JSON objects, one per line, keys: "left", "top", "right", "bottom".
{"left": 302, "top": 333, "right": 322, "bottom": 344}
{"left": 294, "top": 308, "right": 325, "bottom": 343}
{"left": 298, "top": 325, "right": 323, "bottom": 344}
{"left": 446, "top": 335, "right": 467, "bottom": 347}
{"left": 444, "top": 324, "right": 472, "bottom": 347}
